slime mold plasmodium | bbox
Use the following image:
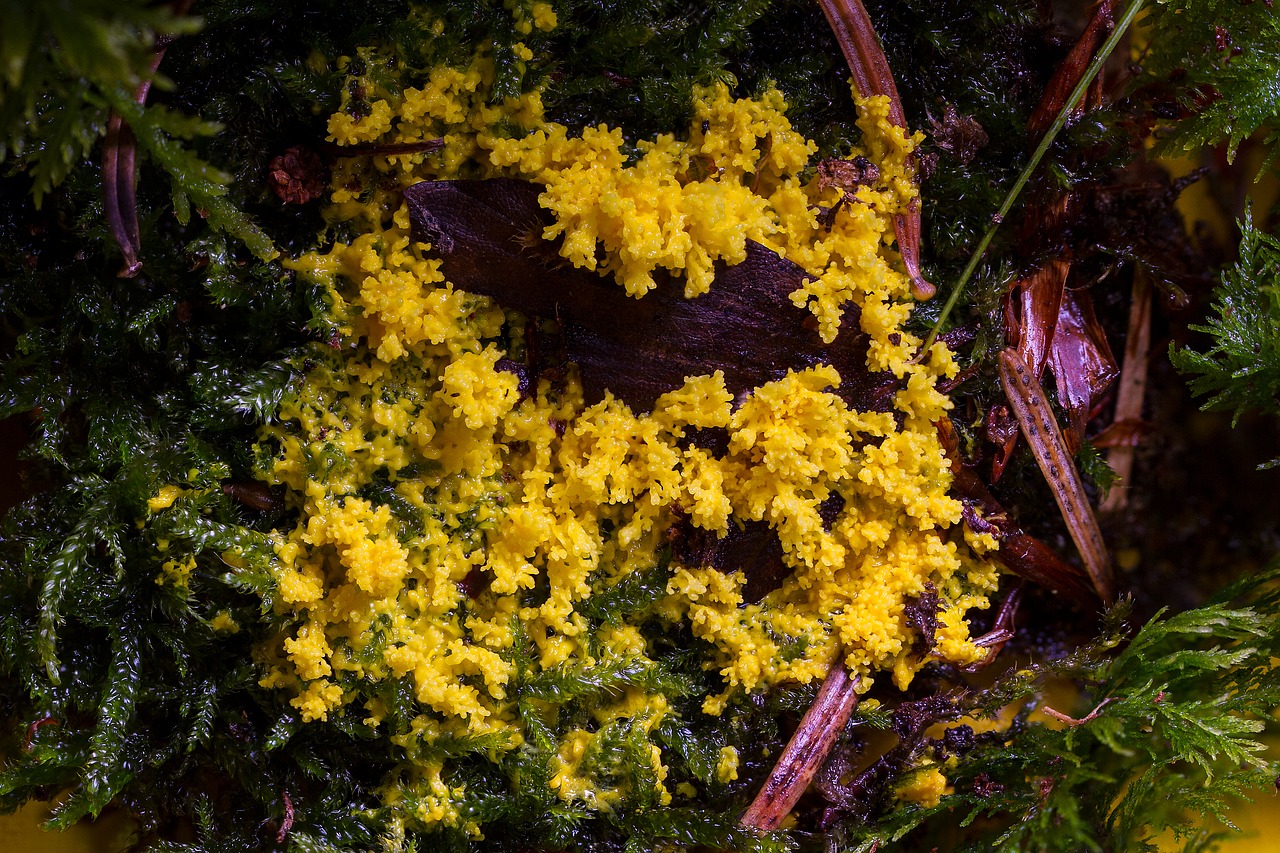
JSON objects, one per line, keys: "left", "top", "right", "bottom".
{"left": 254, "top": 38, "right": 1000, "bottom": 829}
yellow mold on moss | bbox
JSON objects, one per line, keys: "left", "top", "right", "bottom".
{"left": 258, "top": 47, "right": 1003, "bottom": 827}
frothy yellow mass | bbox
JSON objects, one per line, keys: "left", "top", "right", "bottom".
{"left": 260, "top": 47, "right": 996, "bottom": 827}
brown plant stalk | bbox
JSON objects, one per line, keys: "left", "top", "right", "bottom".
{"left": 1099, "top": 271, "right": 1152, "bottom": 514}
{"left": 816, "top": 0, "right": 934, "bottom": 300}
{"left": 740, "top": 663, "right": 861, "bottom": 831}
{"left": 999, "top": 348, "right": 1116, "bottom": 602}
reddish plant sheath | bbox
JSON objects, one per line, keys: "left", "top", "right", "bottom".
{"left": 816, "top": 0, "right": 934, "bottom": 300}
{"left": 1099, "top": 271, "right": 1153, "bottom": 513}
{"left": 964, "top": 582, "right": 1024, "bottom": 671}
{"left": 1048, "top": 288, "right": 1119, "bottom": 451}
{"left": 103, "top": 115, "right": 142, "bottom": 277}
{"left": 102, "top": 2, "right": 189, "bottom": 277}
{"left": 1027, "top": 0, "right": 1120, "bottom": 139}
{"left": 740, "top": 664, "right": 861, "bottom": 831}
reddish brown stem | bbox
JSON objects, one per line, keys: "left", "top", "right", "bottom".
{"left": 815, "top": 0, "right": 934, "bottom": 300}
{"left": 102, "top": 3, "right": 189, "bottom": 277}
{"left": 1041, "top": 697, "right": 1114, "bottom": 727}
{"left": 963, "top": 582, "right": 1023, "bottom": 671}
{"left": 740, "top": 663, "right": 860, "bottom": 831}
{"left": 103, "top": 115, "right": 142, "bottom": 278}
{"left": 1027, "top": 0, "right": 1119, "bottom": 139}
{"left": 1099, "top": 271, "right": 1152, "bottom": 514}
{"left": 940, "top": 417, "right": 1098, "bottom": 605}
{"left": 816, "top": 0, "right": 905, "bottom": 125}
{"left": 277, "top": 789, "right": 294, "bottom": 844}
{"left": 22, "top": 716, "right": 59, "bottom": 752}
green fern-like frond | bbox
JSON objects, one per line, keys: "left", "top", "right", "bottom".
{"left": 1141, "top": 0, "right": 1280, "bottom": 159}
{"left": 1172, "top": 214, "right": 1280, "bottom": 465}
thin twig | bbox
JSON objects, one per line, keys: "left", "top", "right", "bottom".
{"left": 963, "top": 582, "right": 1024, "bottom": 671}
{"left": 816, "top": 0, "right": 934, "bottom": 300}
{"left": 1041, "top": 697, "right": 1115, "bottom": 727}
{"left": 740, "top": 663, "right": 860, "bottom": 831}
{"left": 321, "top": 138, "right": 445, "bottom": 158}
{"left": 998, "top": 348, "right": 1115, "bottom": 603}
{"left": 923, "top": 0, "right": 1147, "bottom": 352}
{"left": 1099, "top": 270, "right": 1153, "bottom": 514}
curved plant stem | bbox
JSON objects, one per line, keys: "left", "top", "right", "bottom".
{"left": 817, "top": 0, "right": 934, "bottom": 299}
{"left": 741, "top": 663, "right": 860, "bottom": 831}
{"left": 923, "top": 0, "right": 1146, "bottom": 352}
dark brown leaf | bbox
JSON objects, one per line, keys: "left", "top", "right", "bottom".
{"left": 1092, "top": 417, "right": 1150, "bottom": 449}
{"left": 670, "top": 515, "right": 787, "bottom": 605}
{"left": 404, "top": 178, "right": 897, "bottom": 414}
{"left": 222, "top": 482, "right": 284, "bottom": 513}
{"left": 903, "top": 581, "right": 940, "bottom": 655}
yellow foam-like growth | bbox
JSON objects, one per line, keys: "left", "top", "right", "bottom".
{"left": 262, "top": 48, "right": 999, "bottom": 826}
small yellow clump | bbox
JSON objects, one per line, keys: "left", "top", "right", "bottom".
{"left": 487, "top": 84, "right": 816, "bottom": 299}
{"left": 504, "top": 0, "right": 558, "bottom": 36}
{"left": 156, "top": 554, "right": 196, "bottom": 592}
{"left": 147, "top": 484, "right": 184, "bottom": 513}
{"left": 895, "top": 765, "right": 953, "bottom": 809}
{"left": 261, "top": 44, "right": 1002, "bottom": 827}
{"left": 716, "top": 746, "right": 740, "bottom": 783}
{"left": 210, "top": 611, "right": 240, "bottom": 634}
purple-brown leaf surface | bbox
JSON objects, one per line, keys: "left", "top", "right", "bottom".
{"left": 404, "top": 178, "right": 896, "bottom": 413}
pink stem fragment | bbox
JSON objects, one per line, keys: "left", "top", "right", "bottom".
{"left": 816, "top": 0, "right": 934, "bottom": 300}
{"left": 741, "top": 663, "right": 860, "bottom": 831}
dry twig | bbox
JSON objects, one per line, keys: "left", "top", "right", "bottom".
{"left": 740, "top": 663, "right": 860, "bottom": 831}
{"left": 1099, "top": 271, "right": 1153, "bottom": 513}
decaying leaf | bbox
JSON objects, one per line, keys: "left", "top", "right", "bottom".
{"left": 404, "top": 178, "right": 896, "bottom": 413}
{"left": 1048, "top": 287, "right": 1119, "bottom": 449}
{"left": 928, "top": 104, "right": 989, "bottom": 164}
